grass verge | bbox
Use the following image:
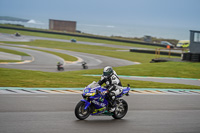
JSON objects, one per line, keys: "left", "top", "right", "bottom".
{"left": 0, "top": 29, "right": 199, "bottom": 88}
{"left": 2, "top": 40, "right": 176, "bottom": 64}
{"left": 19, "top": 47, "right": 78, "bottom": 62}
{"left": 0, "top": 68, "right": 199, "bottom": 89}
{"left": 0, "top": 60, "right": 21, "bottom": 63}
{"left": 0, "top": 47, "right": 29, "bottom": 56}
{"left": 2, "top": 40, "right": 200, "bottom": 79}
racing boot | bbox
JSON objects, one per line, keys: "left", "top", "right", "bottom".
{"left": 109, "top": 94, "right": 116, "bottom": 112}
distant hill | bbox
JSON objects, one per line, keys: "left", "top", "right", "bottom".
{"left": 0, "top": 16, "right": 29, "bottom": 22}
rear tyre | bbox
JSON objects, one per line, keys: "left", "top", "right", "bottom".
{"left": 112, "top": 99, "right": 128, "bottom": 119}
{"left": 75, "top": 101, "right": 90, "bottom": 120}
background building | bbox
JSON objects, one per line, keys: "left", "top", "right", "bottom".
{"left": 190, "top": 30, "right": 200, "bottom": 54}
{"left": 49, "top": 19, "right": 76, "bottom": 32}
{"left": 182, "top": 30, "right": 200, "bottom": 62}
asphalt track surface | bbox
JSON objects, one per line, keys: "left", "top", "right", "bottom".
{"left": 0, "top": 45, "right": 65, "bottom": 72}
{"left": 0, "top": 94, "right": 200, "bottom": 133}
{"left": 0, "top": 44, "right": 136, "bottom": 72}
{"left": 0, "top": 51, "right": 21, "bottom": 60}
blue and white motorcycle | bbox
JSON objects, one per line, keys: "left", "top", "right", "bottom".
{"left": 75, "top": 81, "right": 130, "bottom": 120}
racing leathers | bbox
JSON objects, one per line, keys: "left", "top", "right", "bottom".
{"left": 98, "top": 70, "right": 123, "bottom": 111}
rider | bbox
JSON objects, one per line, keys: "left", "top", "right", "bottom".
{"left": 98, "top": 66, "right": 123, "bottom": 112}
{"left": 82, "top": 61, "right": 87, "bottom": 67}
{"left": 57, "top": 62, "right": 62, "bottom": 66}
{"left": 57, "top": 62, "right": 62, "bottom": 70}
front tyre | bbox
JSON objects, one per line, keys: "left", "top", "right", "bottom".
{"left": 75, "top": 101, "right": 90, "bottom": 120}
{"left": 112, "top": 99, "right": 128, "bottom": 119}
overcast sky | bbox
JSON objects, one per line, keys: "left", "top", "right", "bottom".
{"left": 0, "top": 0, "right": 199, "bottom": 29}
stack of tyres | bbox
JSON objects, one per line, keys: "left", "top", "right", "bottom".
{"left": 183, "top": 53, "right": 200, "bottom": 62}
{"left": 182, "top": 53, "right": 191, "bottom": 61}
{"left": 191, "top": 54, "right": 200, "bottom": 62}
{"left": 182, "top": 53, "right": 186, "bottom": 60}
{"left": 185, "top": 53, "right": 191, "bottom": 61}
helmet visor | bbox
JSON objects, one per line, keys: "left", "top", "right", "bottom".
{"left": 103, "top": 72, "right": 109, "bottom": 76}
{"left": 103, "top": 71, "right": 113, "bottom": 77}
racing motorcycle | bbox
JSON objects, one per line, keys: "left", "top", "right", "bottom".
{"left": 81, "top": 61, "right": 88, "bottom": 69}
{"left": 75, "top": 81, "right": 130, "bottom": 120}
{"left": 57, "top": 64, "right": 64, "bottom": 71}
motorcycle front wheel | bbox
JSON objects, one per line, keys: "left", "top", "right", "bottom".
{"left": 112, "top": 99, "right": 128, "bottom": 119}
{"left": 75, "top": 101, "right": 90, "bottom": 120}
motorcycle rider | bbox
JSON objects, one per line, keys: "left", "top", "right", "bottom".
{"left": 98, "top": 66, "right": 123, "bottom": 112}
{"left": 82, "top": 61, "right": 87, "bottom": 69}
{"left": 57, "top": 62, "right": 63, "bottom": 71}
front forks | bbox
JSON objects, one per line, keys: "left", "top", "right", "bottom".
{"left": 81, "top": 99, "right": 91, "bottom": 110}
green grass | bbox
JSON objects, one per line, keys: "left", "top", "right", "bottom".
{"left": 0, "top": 47, "right": 29, "bottom": 63}
{"left": 18, "top": 47, "right": 78, "bottom": 62}
{"left": 0, "top": 28, "right": 163, "bottom": 49}
{"left": 2, "top": 40, "right": 174, "bottom": 64}
{"left": 0, "top": 47, "right": 29, "bottom": 56}
{"left": 115, "top": 62, "right": 200, "bottom": 79}
{"left": 0, "top": 28, "right": 200, "bottom": 88}
{"left": 0, "top": 60, "right": 21, "bottom": 62}
{"left": 60, "top": 62, "right": 200, "bottom": 79}
{"left": 2, "top": 40, "right": 200, "bottom": 79}
{"left": 77, "top": 62, "right": 200, "bottom": 79}
{"left": 33, "top": 49, "right": 78, "bottom": 62}
{"left": 0, "top": 68, "right": 199, "bottom": 89}
{"left": 2, "top": 40, "right": 122, "bottom": 51}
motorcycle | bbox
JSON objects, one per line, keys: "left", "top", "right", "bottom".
{"left": 75, "top": 81, "right": 130, "bottom": 120}
{"left": 57, "top": 64, "right": 64, "bottom": 71}
{"left": 15, "top": 32, "right": 21, "bottom": 37}
{"left": 82, "top": 62, "right": 88, "bottom": 69}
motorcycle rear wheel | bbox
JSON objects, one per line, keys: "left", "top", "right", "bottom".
{"left": 75, "top": 101, "right": 90, "bottom": 120}
{"left": 112, "top": 99, "right": 128, "bottom": 119}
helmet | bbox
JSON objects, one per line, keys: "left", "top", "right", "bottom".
{"left": 103, "top": 66, "right": 113, "bottom": 78}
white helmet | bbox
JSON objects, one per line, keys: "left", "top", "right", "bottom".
{"left": 103, "top": 66, "right": 113, "bottom": 78}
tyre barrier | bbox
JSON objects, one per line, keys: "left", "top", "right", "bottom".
{"left": 130, "top": 49, "right": 181, "bottom": 56}
{"left": 182, "top": 53, "right": 200, "bottom": 62}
